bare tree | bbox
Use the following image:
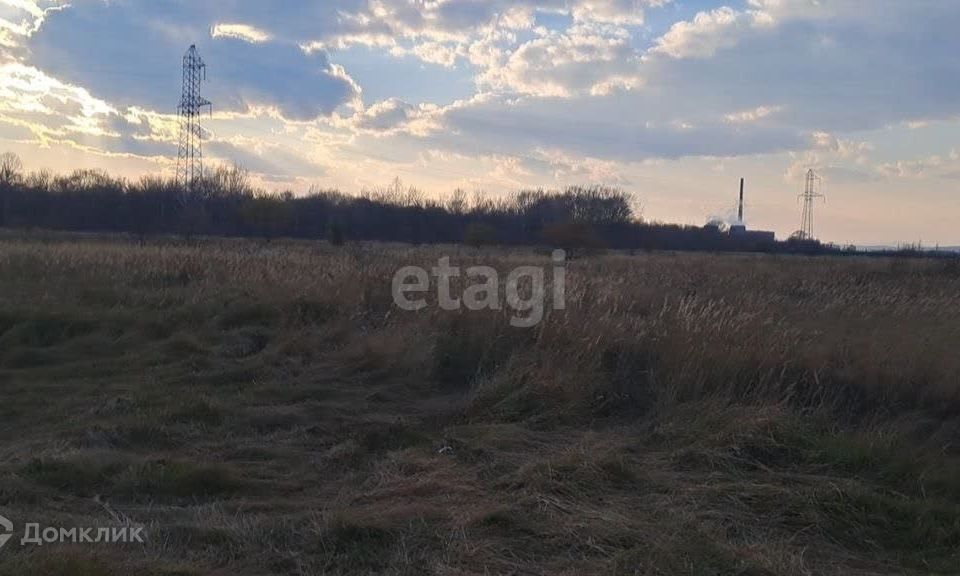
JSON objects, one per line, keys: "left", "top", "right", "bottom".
{"left": 0, "top": 152, "right": 23, "bottom": 185}
{"left": 447, "top": 188, "right": 467, "bottom": 215}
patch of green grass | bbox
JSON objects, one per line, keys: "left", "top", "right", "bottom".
{"left": 317, "top": 516, "right": 396, "bottom": 572}
{"left": 0, "top": 312, "right": 20, "bottom": 338}
{"left": 431, "top": 316, "right": 532, "bottom": 390}
{"left": 315, "top": 512, "right": 449, "bottom": 574}
{"left": 116, "top": 461, "right": 241, "bottom": 500}
{"left": 198, "top": 365, "right": 262, "bottom": 389}
{"left": 23, "top": 455, "right": 240, "bottom": 501}
{"left": 597, "top": 454, "right": 641, "bottom": 486}
{"left": 155, "top": 524, "right": 240, "bottom": 552}
{"left": 468, "top": 375, "right": 546, "bottom": 423}
{"left": 475, "top": 508, "right": 539, "bottom": 537}
{"left": 150, "top": 569, "right": 205, "bottom": 576}
{"left": 164, "top": 400, "right": 225, "bottom": 427}
{"left": 816, "top": 486, "right": 960, "bottom": 569}
{"left": 217, "top": 304, "right": 278, "bottom": 331}
{"left": 805, "top": 431, "right": 960, "bottom": 501}
{"left": 0, "top": 552, "right": 119, "bottom": 576}
{"left": 358, "top": 421, "right": 429, "bottom": 454}
{"left": 225, "top": 446, "right": 280, "bottom": 462}
{"left": 141, "top": 319, "right": 175, "bottom": 340}
{"left": 1, "top": 348, "right": 62, "bottom": 369}
{"left": 161, "top": 335, "right": 206, "bottom": 358}
{"left": 86, "top": 423, "right": 184, "bottom": 451}
{"left": 217, "top": 328, "right": 271, "bottom": 359}
{"left": 610, "top": 535, "right": 766, "bottom": 576}
{"left": 0, "top": 317, "right": 96, "bottom": 348}
{"left": 22, "top": 456, "right": 125, "bottom": 496}
{"left": 240, "top": 409, "right": 304, "bottom": 434}
{"left": 808, "top": 432, "right": 904, "bottom": 475}
{"left": 288, "top": 298, "right": 336, "bottom": 326}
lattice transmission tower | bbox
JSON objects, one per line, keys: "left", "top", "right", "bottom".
{"left": 798, "top": 168, "right": 824, "bottom": 240}
{"left": 176, "top": 45, "right": 212, "bottom": 189}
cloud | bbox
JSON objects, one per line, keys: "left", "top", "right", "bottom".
{"left": 478, "top": 24, "right": 642, "bottom": 98}
{"left": 339, "top": 98, "right": 443, "bottom": 136}
{"left": 25, "top": 1, "right": 361, "bottom": 121}
{"left": 640, "top": 1, "right": 960, "bottom": 134}
{"left": 211, "top": 23, "right": 272, "bottom": 44}
{"left": 653, "top": 7, "right": 756, "bottom": 59}
{"left": 390, "top": 41, "right": 464, "bottom": 68}
{"left": 311, "top": 0, "right": 668, "bottom": 70}
{"left": 408, "top": 93, "right": 804, "bottom": 164}
{"left": 0, "top": 0, "right": 65, "bottom": 50}
{"left": 536, "top": 147, "right": 632, "bottom": 185}
{"left": 724, "top": 105, "right": 782, "bottom": 125}
{"left": 205, "top": 138, "right": 327, "bottom": 180}
{"left": 570, "top": 0, "right": 667, "bottom": 25}
{"left": 0, "top": 62, "right": 116, "bottom": 141}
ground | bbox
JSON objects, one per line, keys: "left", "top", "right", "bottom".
{"left": 0, "top": 232, "right": 958, "bottom": 575}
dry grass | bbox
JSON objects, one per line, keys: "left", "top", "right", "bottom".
{"left": 0, "top": 232, "right": 959, "bottom": 575}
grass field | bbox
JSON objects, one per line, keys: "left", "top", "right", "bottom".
{"left": 0, "top": 232, "right": 959, "bottom": 575}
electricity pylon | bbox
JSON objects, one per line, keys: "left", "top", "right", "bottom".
{"left": 798, "top": 169, "right": 824, "bottom": 240}
{"left": 176, "top": 45, "right": 212, "bottom": 190}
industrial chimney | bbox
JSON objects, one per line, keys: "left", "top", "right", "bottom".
{"left": 728, "top": 177, "right": 776, "bottom": 243}
{"left": 730, "top": 178, "right": 747, "bottom": 236}
{"left": 738, "top": 178, "right": 745, "bottom": 224}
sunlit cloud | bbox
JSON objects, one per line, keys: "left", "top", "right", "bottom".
{"left": 0, "top": 62, "right": 117, "bottom": 141}
{"left": 724, "top": 105, "right": 782, "bottom": 125}
{"left": 211, "top": 22, "right": 272, "bottom": 44}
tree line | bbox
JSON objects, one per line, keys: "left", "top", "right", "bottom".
{"left": 0, "top": 151, "right": 838, "bottom": 254}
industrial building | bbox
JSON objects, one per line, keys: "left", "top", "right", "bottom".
{"left": 728, "top": 178, "right": 776, "bottom": 244}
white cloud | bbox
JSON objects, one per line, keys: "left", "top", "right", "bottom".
{"left": 479, "top": 24, "right": 642, "bottom": 98}
{"left": 724, "top": 105, "right": 782, "bottom": 125}
{"left": 0, "top": 0, "right": 65, "bottom": 50}
{"left": 572, "top": 0, "right": 670, "bottom": 25}
{"left": 784, "top": 130, "right": 875, "bottom": 183}
{"left": 877, "top": 158, "right": 936, "bottom": 179}
{"left": 589, "top": 75, "right": 642, "bottom": 96}
{"left": 27, "top": 3, "right": 362, "bottom": 121}
{"left": 0, "top": 62, "right": 117, "bottom": 141}
{"left": 211, "top": 23, "right": 272, "bottom": 44}
{"left": 337, "top": 97, "right": 443, "bottom": 136}
{"left": 652, "top": 7, "right": 750, "bottom": 59}
{"left": 391, "top": 41, "right": 464, "bottom": 68}
{"left": 650, "top": 0, "right": 837, "bottom": 61}
{"left": 537, "top": 147, "right": 631, "bottom": 185}
{"left": 311, "top": 0, "right": 669, "bottom": 69}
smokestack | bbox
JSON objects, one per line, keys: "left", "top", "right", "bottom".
{"left": 738, "top": 178, "right": 745, "bottom": 224}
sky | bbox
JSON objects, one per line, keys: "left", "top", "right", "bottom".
{"left": 1, "top": 0, "right": 959, "bottom": 246}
